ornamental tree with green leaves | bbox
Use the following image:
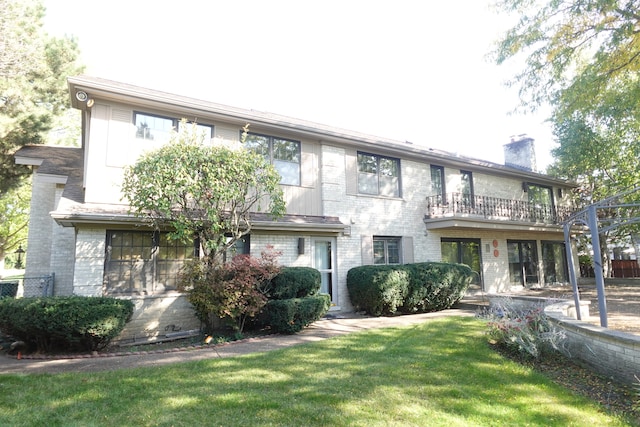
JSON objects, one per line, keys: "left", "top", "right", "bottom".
{"left": 492, "top": 0, "right": 640, "bottom": 119}
{"left": 121, "top": 123, "right": 287, "bottom": 266}
{"left": 0, "top": 0, "right": 84, "bottom": 194}
{"left": 493, "top": 0, "right": 640, "bottom": 274}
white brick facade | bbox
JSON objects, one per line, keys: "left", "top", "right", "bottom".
{"left": 16, "top": 76, "right": 579, "bottom": 340}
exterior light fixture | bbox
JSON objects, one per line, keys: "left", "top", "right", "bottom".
{"left": 15, "top": 245, "right": 25, "bottom": 269}
{"left": 86, "top": 98, "right": 95, "bottom": 108}
{"left": 75, "top": 90, "right": 88, "bottom": 102}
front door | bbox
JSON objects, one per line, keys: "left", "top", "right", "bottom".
{"left": 312, "top": 237, "right": 336, "bottom": 304}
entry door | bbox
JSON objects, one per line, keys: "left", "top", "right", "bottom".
{"left": 507, "top": 240, "right": 539, "bottom": 287}
{"left": 312, "top": 237, "right": 336, "bottom": 303}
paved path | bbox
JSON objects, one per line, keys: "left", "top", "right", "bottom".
{"left": 0, "top": 307, "right": 477, "bottom": 375}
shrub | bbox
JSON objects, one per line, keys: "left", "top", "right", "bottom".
{"left": 481, "top": 297, "right": 567, "bottom": 359}
{"left": 400, "top": 262, "right": 473, "bottom": 313}
{"left": 261, "top": 295, "right": 330, "bottom": 334}
{"left": 179, "top": 247, "right": 281, "bottom": 334}
{"left": 347, "top": 265, "right": 410, "bottom": 316}
{"left": 347, "top": 262, "right": 473, "bottom": 316}
{"left": 0, "top": 296, "right": 134, "bottom": 352}
{"left": 270, "top": 267, "right": 321, "bottom": 299}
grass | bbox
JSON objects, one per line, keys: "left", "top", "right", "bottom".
{"left": 0, "top": 317, "right": 635, "bottom": 426}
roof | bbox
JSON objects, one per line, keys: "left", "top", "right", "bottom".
{"left": 68, "top": 75, "right": 575, "bottom": 187}
{"left": 14, "top": 145, "right": 84, "bottom": 206}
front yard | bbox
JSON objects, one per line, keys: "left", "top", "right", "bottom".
{"left": 0, "top": 317, "right": 635, "bottom": 426}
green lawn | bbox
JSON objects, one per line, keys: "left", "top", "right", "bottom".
{"left": 0, "top": 317, "right": 633, "bottom": 426}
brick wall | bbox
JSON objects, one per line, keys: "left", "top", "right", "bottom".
{"left": 116, "top": 294, "right": 201, "bottom": 343}
{"left": 544, "top": 302, "right": 640, "bottom": 386}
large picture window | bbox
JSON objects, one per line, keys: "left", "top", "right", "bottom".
{"left": 357, "top": 152, "right": 400, "bottom": 197}
{"left": 104, "top": 230, "right": 196, "bottom": 295}
{"left": 245, "top": 132, "right": 301, "bottom": 186}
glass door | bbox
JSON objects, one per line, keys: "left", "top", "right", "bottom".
{"left": 507, "top": 240, "right": 539, "bottom": 287}
{"left": 312, "top": 237, "right": 337, "bottom": 303}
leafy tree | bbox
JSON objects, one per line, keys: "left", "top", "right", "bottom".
{"left": 492, "top": 0, "right": 640, "bottom": 118}
{"left": 0, "top": 179, "right": 30, "bottom": 271}
{"left": 493, "top": 0, "right": 640, "bottom": 275}
{"left": 0, "top": 0, "right": 84, "bottom": 194}
{"left": 121, "top": 122, "right": 287, "bottom": 265}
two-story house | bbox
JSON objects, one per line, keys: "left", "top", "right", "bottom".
{"left": 15, "top": 76, "right": 577, "bottom": 341}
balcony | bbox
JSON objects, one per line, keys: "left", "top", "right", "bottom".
{"left": 425, "top": 193, "right": 574, "bottom": 226}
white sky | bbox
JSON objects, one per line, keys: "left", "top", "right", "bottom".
{"left": 42, "top": 0, "right": 555, "bottom": 170}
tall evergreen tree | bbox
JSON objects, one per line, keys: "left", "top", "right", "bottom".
{"left": 0, "top": 0, "right": 84, "bottom": 194}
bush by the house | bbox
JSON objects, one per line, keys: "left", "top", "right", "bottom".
{"left": 0, "top": 296, "right": 134, "bottom": 353}
{"left": 400, "top": 262, "right": 473, "bottom": 313}
{"left": 179, "top": 248, "right": 281, "bottom": 334}
{"left": 346, "top": 266, "right": 410, "bottom": 316}
{"left": 269, "top": 267, "right": 321, "bottom": 299}
{"left": 258, "top": 266, "right": 330, "bottom": 333}
{"left": 261, "top": 295, "right": 331, "bottom": 334}
{"left": 347, "top": 262, "right": 473, "bottom": 316}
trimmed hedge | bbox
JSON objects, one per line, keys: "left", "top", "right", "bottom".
{"left": 255, "top": 267, "right": 329, "bottom": 333}
{"left": 346, "top": 266, "right": 410, "bottom": 316}
{"left": 347, "top": 262, "right": 473, "bottom": 316}
{"left": 261, "top": 295, "right": 331, "bottom": 334}
{"left": 0, "top": 296, "right": 134, "bottom": 352}
{"left": 269, "top": 267, "right": 321, "bottom": 299}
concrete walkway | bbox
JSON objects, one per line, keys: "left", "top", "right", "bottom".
{"left": 0, "top": 306, "right": 478, "bottom": 375}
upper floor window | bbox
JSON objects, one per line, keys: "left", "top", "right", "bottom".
{"left": 135, "top": 113, "right": 213, "bottom": 144}
{"left": 526, "top": 183, "right": 553, "bottom": 206}
{"left": 373, "top": 236, "right": 401, "bottom": 264}
{"left": 134, "top": 112, "right": 175, "bottom": 143}
{"left": 244, "top": 132, "right": 301, "bottom": 186}
{"left": 357, "top": 152, "right": 400, "bottom": 197}
{"left": 430, "top": 165, "right": 445, "bottom": 201}
{"left": 460, "top": 170, "right": 474, "bottom": 205}
{"left": 178, "top": 121, "right": 213, "bottom": 143}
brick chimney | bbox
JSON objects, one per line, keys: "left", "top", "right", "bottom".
{"left": 504, "top": 134, "right": 537, "bottom": 172}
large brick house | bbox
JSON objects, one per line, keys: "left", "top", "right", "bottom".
{"left": 15, "top": 76, "right": 577, "bottom": 341}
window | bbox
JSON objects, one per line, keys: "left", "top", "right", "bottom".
{"left": 104, "top": 230, "right": 196, "bottom": 295}
{"left": 460, "top": 170, "right": 473, "bottom": 205}
{"left": 373, "top": 237, "right": 401, "bottom": 264}
{"left": 245, "top": 132, "right": 301, "bottom": 185}
{"left": 525, "top": 183, "right": 555, "bottom": 221}
{"left": 357, "top": 152, "right": 400, "bottom": 197}
{"left": 178, "top": 121, "right": 213, "bottom": 143}
{"left": 134, "top": 113, "right": 213, "bottom": 145}
{"left": 134, "top": 112, "right": 176, "bottom": 143}
{"left": 430, "top": 165, "right": 445, "bottom": 202}
{"left": 507, "top": 240, "right": 539, "bottom": 287}
{"left": 541, "top": 241, "right": 568, "bottom": 284}
{"left": 441, "top": 238, "right": 482, "bottom": 286}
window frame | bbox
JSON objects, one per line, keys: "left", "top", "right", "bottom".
{"left": 133, "top": 111, "right": 177, "bottom": 143}
{"left": 104, "top": 230, "right": 197, "bottom": 295}
{"left": 430, "top": 165, "right": 446, "bottom": 202}
{"left": 244, "top": 131, "right": 301, "bottom": 186}
{"left": 373, "top": 236, "right": 402, "bottom": 265}
{"left": 134, "top": 112, "right": 214, "bottom": 145}
{"left": 357, "top": 152, "right": 401, "bottom": 197}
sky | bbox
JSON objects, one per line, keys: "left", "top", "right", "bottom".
{"left": 42, "top": 0, "right": 555, "bottom": 171}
